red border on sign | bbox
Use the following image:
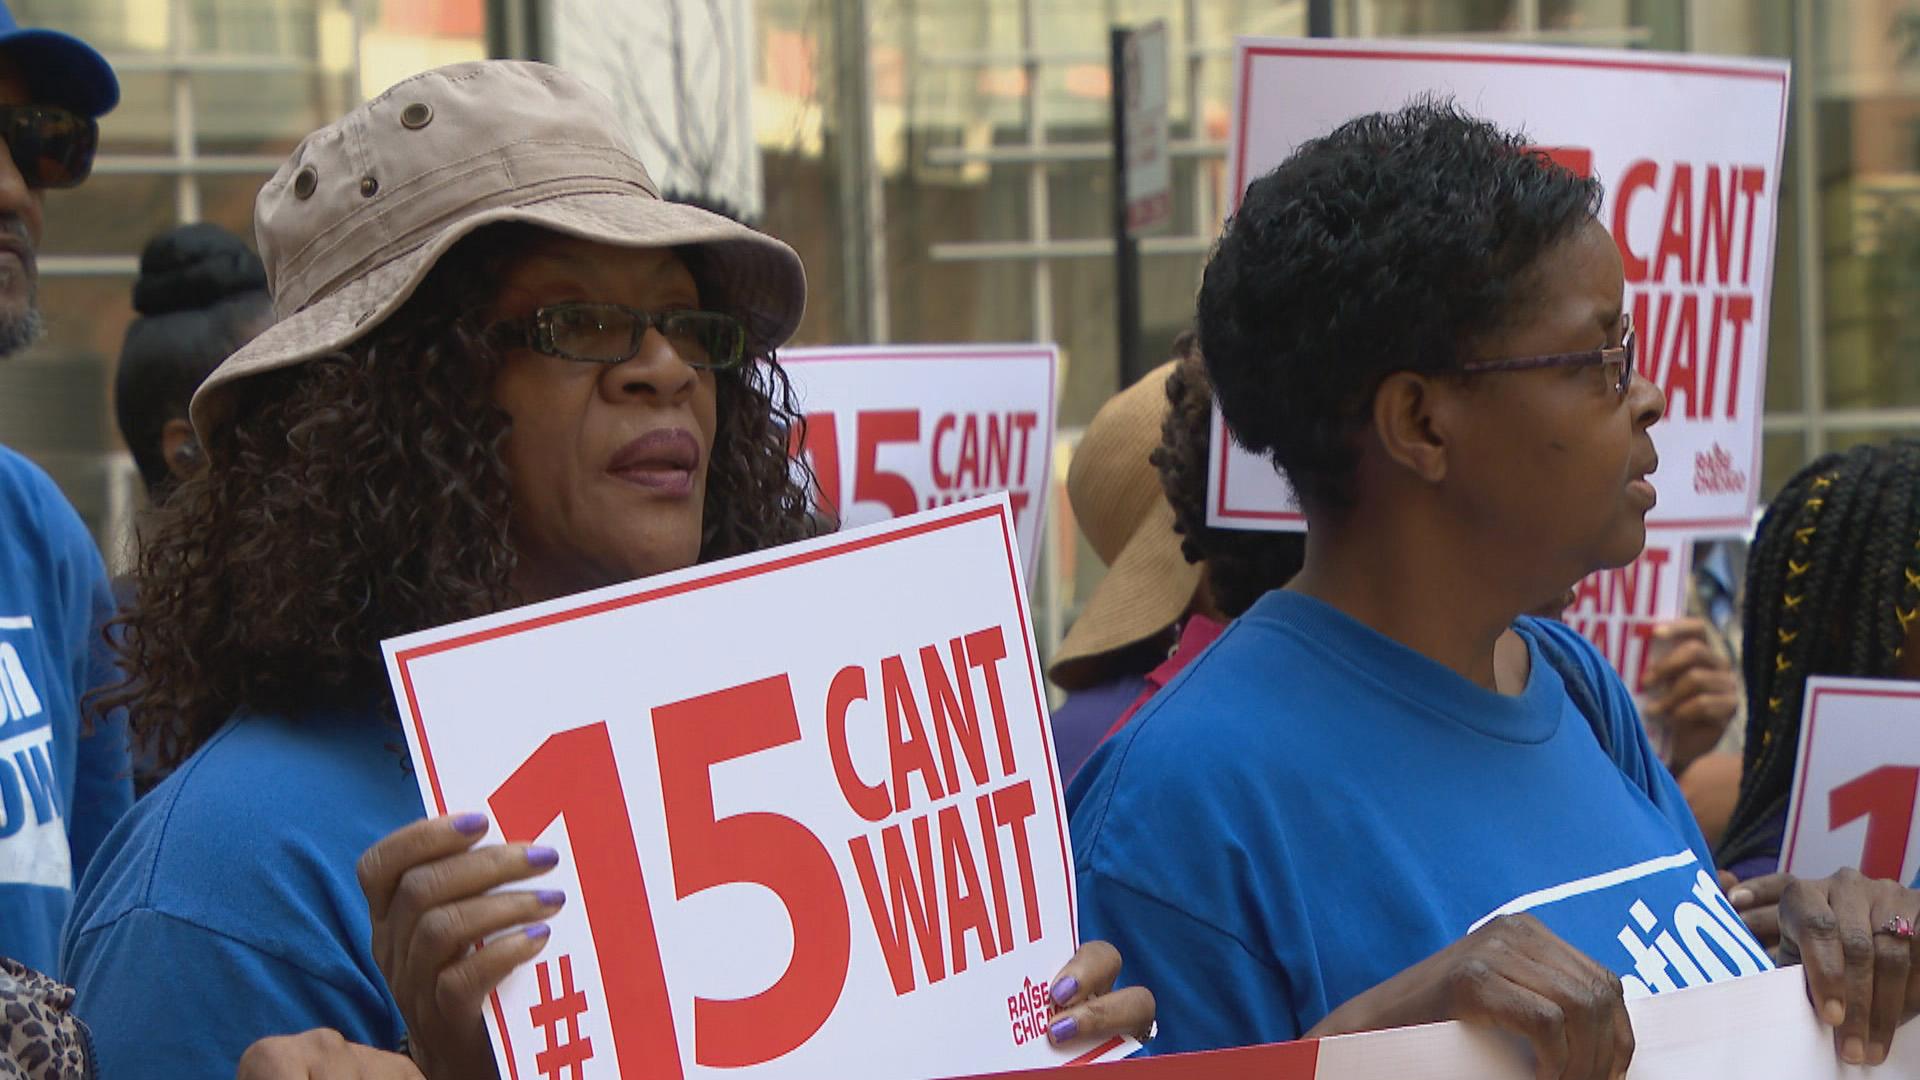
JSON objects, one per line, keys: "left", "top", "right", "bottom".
{"left": 1778, "top": 682, "right": 1920, "bottom": 873}
{"left": 1213, "top": 427, "right": 1303, "bottom": 526}
{"left": 962, "top": 1035, "right": 1321, "bottom": 1078}
{"left": 395, "top": 501, "right": 1081, "bottom": 1076}
{"left": 779, "top": 345, "right": 1060, "bottom": 572}
{"left": 1217, "top": 44, "right": 1790, "bottom": 534}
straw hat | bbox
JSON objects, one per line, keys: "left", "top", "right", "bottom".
{"left": 191, "top": 60, "right": 806, "bottom": 440}
{"left": 1048, "top": 361, "right": 1202, "bottom": 690}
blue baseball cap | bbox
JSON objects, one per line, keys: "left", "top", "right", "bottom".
{"left": 0, "top": 2, "right": 118, "bottom": 117}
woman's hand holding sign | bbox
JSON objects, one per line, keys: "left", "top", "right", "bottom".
{"left": 357, "top": 813, "right": 566, "bottom": 1080}
{"left": 1773, "top": 868, "right": 1920, "bottom": 1067}
{"left": 1046, "top": 940, "right": 1157, "bottom": 1047}
{"left": 357, "top": 813, "right": 1159, "bottom": 1078}
{"left": 1305, "top": 914, "right": 1634, "bottom": 1080}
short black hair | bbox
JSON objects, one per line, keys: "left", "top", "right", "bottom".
{"left": 1718, "top": 440, "right": 1920, "bottom": 870}
{"left": 1152, "top": 335, "right": 1304, "bottom": 615}
{"left": 114, "top": 223, "right": 271, "bottom": 495}
{"left": 1196, "top": 97, "right": 1602, "bottom": 515}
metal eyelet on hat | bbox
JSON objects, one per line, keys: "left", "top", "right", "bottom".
{"left": 293, "top": 166, "right": 318, "bottom": 200}
{"left": 359, "top": 176, "right": 379, "bottom": 197}
{"left": 400, "top": 102, "right": 433, "bottom": 129}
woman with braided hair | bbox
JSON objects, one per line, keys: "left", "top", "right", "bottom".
{"left": 1717, "top": 441, "right": 1920, "bottom": 945}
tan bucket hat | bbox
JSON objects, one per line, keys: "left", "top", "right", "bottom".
{"left": 190, "top": 59, "right": 806, "bottom": 440}
{"left": 1048, "top": 360, "right": 1203, "bottom": 690}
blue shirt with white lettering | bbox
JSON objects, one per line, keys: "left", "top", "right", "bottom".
{"left": 0, "top": 447, "right": 131, "bottom": 976}
{"left": 1069, "top": 590, "right": 1770, "bottom": 1056}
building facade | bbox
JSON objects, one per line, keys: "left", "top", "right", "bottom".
{"left": 2, "top": 0, "right": 1912, "bottom": 656}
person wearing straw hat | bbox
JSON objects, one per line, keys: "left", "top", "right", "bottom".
{"left": 1048, "top": 359, "right": 1208, "bottom": 780}
{"left": 60, "top": 60, "right": 1153, "bottom": 1079}
{"left": 1050, "top": 338, "right": 1307, "bottom": 781}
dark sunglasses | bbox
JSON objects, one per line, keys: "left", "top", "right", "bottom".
{"left": 0, "top": 104, "right": 98, "bottom": 190}
{"left": 1458, "top": 314, "right": 1637, "bottom": 398}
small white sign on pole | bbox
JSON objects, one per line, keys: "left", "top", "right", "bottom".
{"left": 1207, "top": 39, "right": 1790, "bottom": 538}
{"left": 384, "top": 497, "right": 1133, "bottom": 1079}
{"left": 1780, "top": 676, "right": 1920, "bottom": 886}
{"left": 781, "top": 345, "right": 1058, "bottom": 580}
{"left": 1122, "top": 20, "right": 1172, "bottom": 236}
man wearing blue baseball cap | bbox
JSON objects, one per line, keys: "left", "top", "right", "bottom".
{"left": 0, "top": 0, "right": 132, "bottom": 979}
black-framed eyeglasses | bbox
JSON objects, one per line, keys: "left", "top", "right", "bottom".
{"left": 0, "top": 105, "right": 98, "bottom": 190}
{"left": 487, "top": 302, "right": 749, "bottom": 371}
{"left": 1457, "top": 314, "right": 1636, "bottom": 398}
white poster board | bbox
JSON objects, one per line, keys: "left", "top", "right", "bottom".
{"left": 1207, "top": 39, "right": 1790, "bottom": 537}
{"left": 962, "top": 966, "right": 1920, "bottom": 1079}
{"left": 1122, "top": 20, "right": 1172, "bottom": 235}
{"left": 383, "top": 497, "right": 1130, "bottom": 1079}
{"left": 781, "top": 345, "right": 1058, "bottom": 579}
{"left": 1562, "top": 530, "right": 1695, "bottom": 696}
{"left": 1781, "top": 677, "right": 1920, "bottom": 886}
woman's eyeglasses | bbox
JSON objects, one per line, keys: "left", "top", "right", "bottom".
{"left": 488, "top": 302, "right": 749, "bottom": 371}
{"left": 1458, "top": 314, "right": 1636, "bottom": 398}
{"left": 0, "top": 105, "right": 98, "bottom": 190}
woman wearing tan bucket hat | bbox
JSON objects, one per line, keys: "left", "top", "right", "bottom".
{"left": 1049, "top": 337, "right": 1305, "bottom": 781}
{"left": 60, "top": 61, "right": 1152, "bottom": 1078}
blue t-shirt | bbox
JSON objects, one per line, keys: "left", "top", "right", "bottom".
{"left": 63, "top": 709, "right": 424, "bottom": 1077}
{"left": 1069, "top": 590, "right": 1770, "bottom": 1056}
{"left": 0, "top": 446, "right": 131, "bottom": 975}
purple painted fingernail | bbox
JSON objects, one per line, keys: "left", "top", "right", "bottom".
{"left": 1050, "top": 976, "right": 1079, "bottom": 1005}
{"left": 451, "top": 813, "right": 488, "bottom": 835}
{"left": 526, "top": 923, "right": 551, "bottom": 941}
{"left": 1049, "top": 1016, "right": 1079, "bottom": 1044}
{"left": 527, "top": 846, "right": 559, "bottom": 868}
{"left": 537, "top": 890, "right": 566, "bottom": 908}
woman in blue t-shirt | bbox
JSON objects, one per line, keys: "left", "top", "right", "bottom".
{"left": 1069, "top": 97, "right": 1920, "bottom": 1076}
{"left": 65, "top": 61, "right": 1153, "bottom": 1079}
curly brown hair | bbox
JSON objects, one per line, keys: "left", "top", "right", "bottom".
{"left": 1151, "top": 335, "right": 1305, "bottom": 617}
{"left": 105, "top": 224, "right": 818, "bottom": 769}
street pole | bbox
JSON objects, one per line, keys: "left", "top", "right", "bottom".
{"left": 1110, "top": 26, "right": 1143, "bottom": 389}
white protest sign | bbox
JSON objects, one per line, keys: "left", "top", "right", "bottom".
{"left": 383, "top": 496, "right": 1131, "bottom": 1079}
{"left": 1562, "top": 530, "right": 1694, "bottom": 696}
{"left": 1208, "top": 39, "right": 1790, "bottom": 537}
{"left": 963, "top": 966, "right": 1920, "bottom": 1079}
{"left": 1122, "top": 20, "right": 1172, "bottom": 236}
{"left": 1781, "top": 677, "right": 1920, "bottom": 885}
{"left": 782, "top": 345, "right": 1058, "bottom": 579}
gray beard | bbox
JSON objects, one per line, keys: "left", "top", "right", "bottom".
{"left": 0, "top": 304, "right": 43, "bottom": 360}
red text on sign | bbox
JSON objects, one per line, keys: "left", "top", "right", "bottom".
{"left": 828, "top": 624, "right": 1046, "bottom": 996}
{"left": 1829, "top": 765, "right": 1920, "bottom": 881}
{"left": 1564, "top": 545, "right": 1675, "bottom": 691}
{"left": 1007, "top": 976, "right": 1056, "bottom": 1046}
{"left": 655, "top": 675, "right": 853, "bottom": 1066}
{"left": 1612, "top": 162, "right": 1766, "bottom": 424}
{"left": 787, "top": 410, "right": 1039, "bottom": 534}
{"left": 491, "top": 723, "right": 686, "bottom": 1079}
